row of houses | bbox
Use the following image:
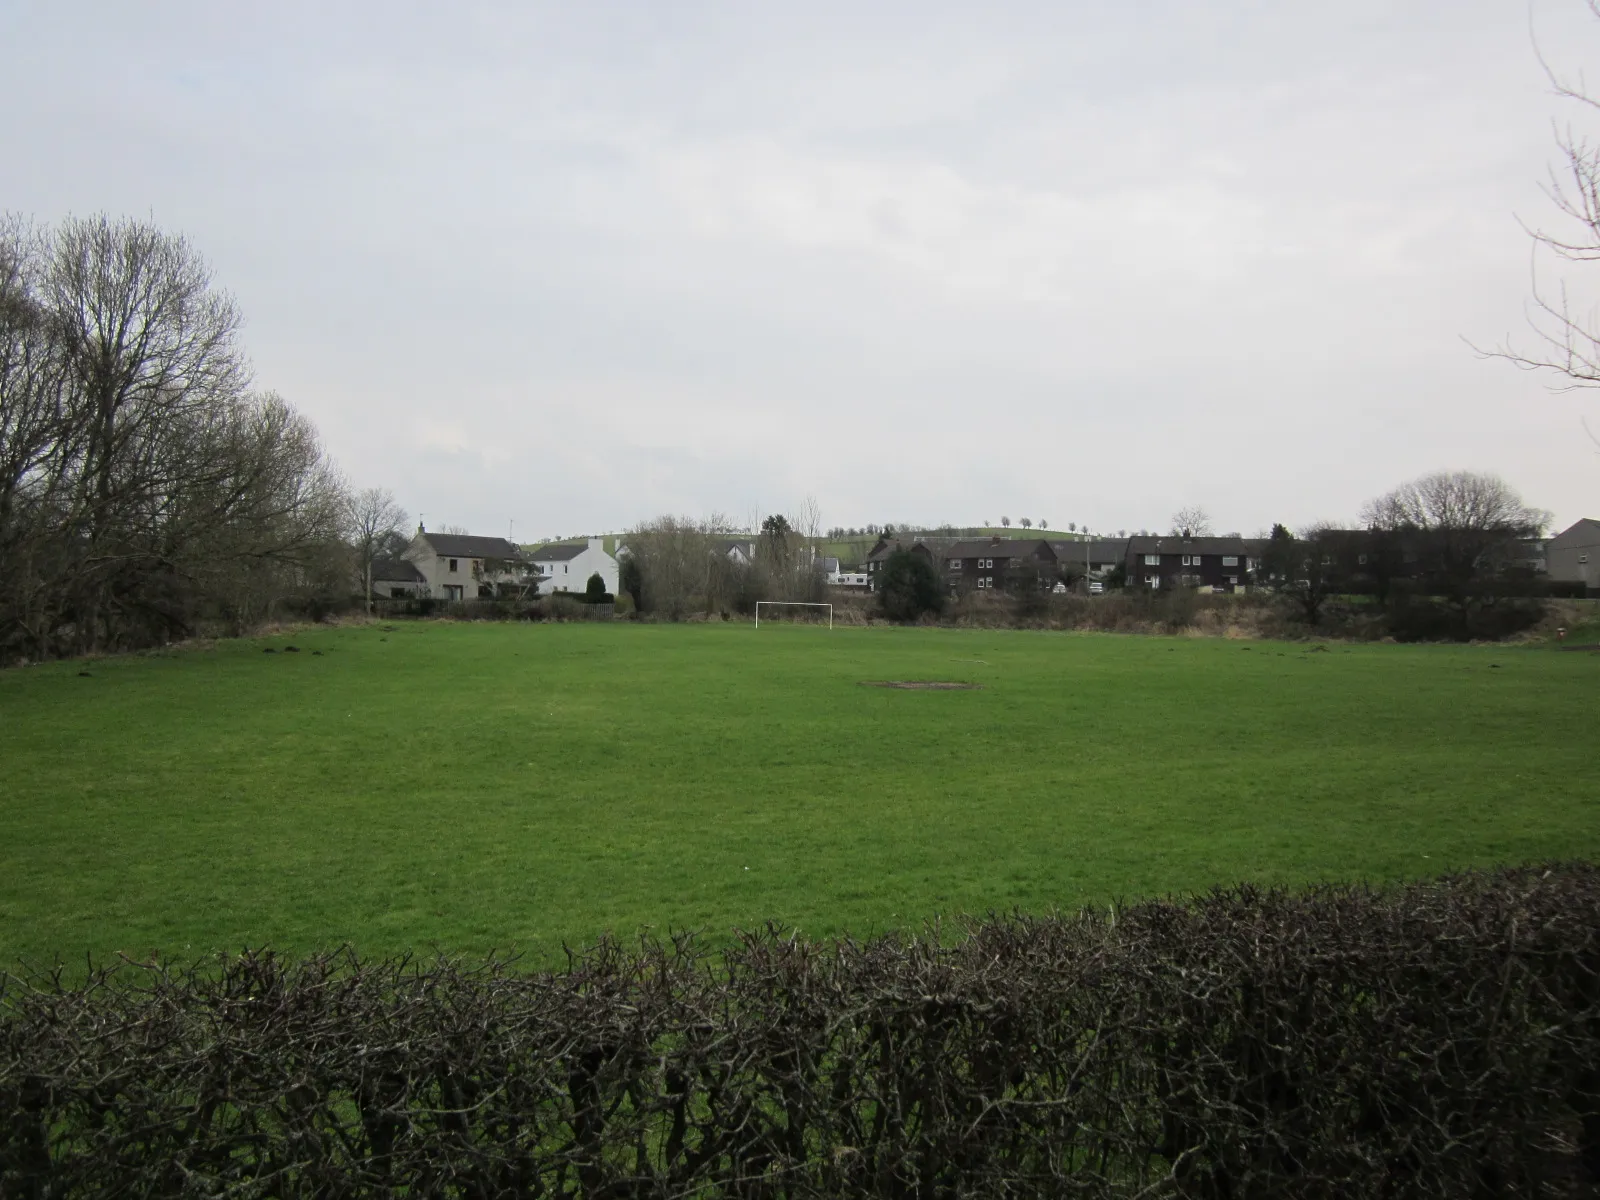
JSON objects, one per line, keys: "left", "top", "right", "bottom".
{"left": 362, "top": 517, "right": 1600, "bottom": 603}
{"left": 862, "top": 518, "right": 1600, "bottom": 594}
{"left": 369, "top": 528, "right": 620, "bottom": 601}
{"left": 863, "top": 533, "right": 1264, "bottom": 592}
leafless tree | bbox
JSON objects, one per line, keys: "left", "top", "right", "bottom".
{"left": 623, "top": 513, "right": 743, "bottom": 618}
{"left": 1361, "top": 470, "right": 1548, "bottom": 535}
{"left": 1361, "top": 470, "right": 1550, "bottom": 599}
{"left": 1481, "top": 1, "right": 1600, "bottom": 392}
{"left": 753, "top": 496, "right": 827, "bottom": 605}
{"left": 1285, "top": 522, "right": 1343, "bottom": 625}
{"left": 346, "top": 487, "right": 409, "bottom": 611}
{"left": 0, "top": 213, "right": 353, "bottom": 660}
{"left": 1169, "top": 506, "right": 1213, "bottom": 537}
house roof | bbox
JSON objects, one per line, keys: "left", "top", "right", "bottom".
{"left": 1551, "top": 518, "right": 1600, "bottom": 547}
{"left": 1126, "top": 535, "right": 1251, "bottom": 556}
{"left": 940, "top": 538, "right": 1056, "bottom": 561}
{"left": 418, "top": 533, "right": 524, "bottom": 559}
{"left": 529, "top": 542, "right": 589, "bottom": 562}
{"left": 1047, "top": 539, "right": 1127, "bottom": 562}
{"left": 371, "top": 557, "right": 426, "bottom": 583}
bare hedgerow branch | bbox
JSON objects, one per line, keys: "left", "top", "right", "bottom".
{"left": 3, "top": 863, "right": 1598, "bottom": 1196}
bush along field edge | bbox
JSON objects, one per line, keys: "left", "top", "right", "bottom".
{"left": 4, "top": 863, "right": 1598, "bottom": 1195}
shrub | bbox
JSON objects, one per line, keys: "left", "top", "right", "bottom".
{"left": 877, "top": 548, "right": 945, "bottom": 622}
{"left": 618, "top": 555, "right": 644, "bottom": 611}
{"left": 3, "top": 865, "right": 1599, "bottom": 1195}
{"left": 585, "top": 572, "right": 606, "bottom": 601}
{"left": 1384, "top": 593, "right": 1547, "bottom": 642}
{"left": 545, "top": 595, "right": 586, "bottom": 621}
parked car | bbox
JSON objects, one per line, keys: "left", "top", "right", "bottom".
{"left": 1088, "top": 581, "right": 1104, "bottom": 595}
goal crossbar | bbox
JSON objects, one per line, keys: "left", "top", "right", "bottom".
{"left": 754, "top": 601, "right": 833, "bottom": 629}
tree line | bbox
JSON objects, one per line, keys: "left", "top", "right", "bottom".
{"left": 617, "top": 507, "right": 828, "bottom": 619}
{"left": 0, "top": 214, "right": 386, "bottom": 664}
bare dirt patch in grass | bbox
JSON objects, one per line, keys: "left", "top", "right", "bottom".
{"left": 859, "top": 680, "right": 982, "bottom": 690}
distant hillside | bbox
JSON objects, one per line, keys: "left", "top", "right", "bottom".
{"left": 521, "top": 534, "right": 622, "bottom": 556}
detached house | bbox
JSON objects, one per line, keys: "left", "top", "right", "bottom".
{"left": 1549, "top": 518, "right": 1600, "bottom": 591}
{"left": 1125, "top": 535, "right": 1254, "bottom": 591}
{"left": 401, "top": 528, "right": 530, "bottom": 601}
{"left": 529, "top": 538, "right": 620, "bottom": 596}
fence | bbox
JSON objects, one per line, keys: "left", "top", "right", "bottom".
{"left": 3, "top": 863, "right": 1597, "bottom": 1196}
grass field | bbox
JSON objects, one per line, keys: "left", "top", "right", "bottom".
{"left": 1, "top": 622, "right": 1596, "bottom": 965}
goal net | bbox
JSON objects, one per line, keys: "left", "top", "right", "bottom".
{"left": 754, "top": 601, "right": 833, "bottom": 629}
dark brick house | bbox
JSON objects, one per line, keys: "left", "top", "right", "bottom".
{"left": 937, "top": 537, "right": 1060, "bottom": 593}
{"left": 1124, "top": 535, "right": 1254, "bottom": 591}
{"left": 1047, "top": 538, "right": 1128, "bottom": 583}
{"left": 864, "top": 536, "right": 961, "bottom": 590}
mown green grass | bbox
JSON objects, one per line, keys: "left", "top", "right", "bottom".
{"left": 1, "top": 622, "right": 1595, "bottom": 964}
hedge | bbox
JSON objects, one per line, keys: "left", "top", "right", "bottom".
{"left": 3, "top": 864, "right": 1598, "bottom": 1197}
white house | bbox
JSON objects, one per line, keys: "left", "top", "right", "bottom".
{"left": 400, "top": 528, "right": 530, "bottom": 601}
{"left": 714, "top": 538, "right": 758, "bottom": 566}
{"left": 530, "top": 538, "right": 620, "bottom": 596}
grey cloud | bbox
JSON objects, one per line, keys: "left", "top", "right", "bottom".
{"left": 4, "top": 0, "right": 1598, "bottom": 536}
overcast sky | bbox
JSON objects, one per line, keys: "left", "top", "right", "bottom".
{"left": 3, "top": 1, "right": 1598, "bottom": 539}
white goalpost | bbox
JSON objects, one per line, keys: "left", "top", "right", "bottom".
{"left": 754, "top": 601, "right": 833, "bottom": 629}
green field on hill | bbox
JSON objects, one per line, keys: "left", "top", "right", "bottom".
{"left": 1, "top": 623, "right": 1595, "bottom": 964}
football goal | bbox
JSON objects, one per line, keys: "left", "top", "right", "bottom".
{"left": 754, "top": 601, "right": 833, "bottom": 629}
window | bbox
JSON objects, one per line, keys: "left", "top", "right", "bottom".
{"left": 1222, "top": 556, "right": 1238, "bottom": 567}
{"left": 1145, "top": 575, "right": 1160, "bottom": 589}
{"left": 448, "top": 558, "right": 459, "bottom": 572}
{"left": 1144, "top": 554, "right": 1159, "bottom": 566}
{"left": 1226, "top": 575, "right": 1239, "bottom": 586}
{"left": 977, "top": 578, "right": 986, "bottom": 589}
{"left": 564, "top": 564, "right": 569, "bottom": 573}
{"left": 949, "top": 559, "right": 963, "bottom": 570}
{"left": 443, "top": 584, "right": 464, "bottom": 601}
{"left": 1581, "top": 554, "right": 1589, "bottom": 564}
